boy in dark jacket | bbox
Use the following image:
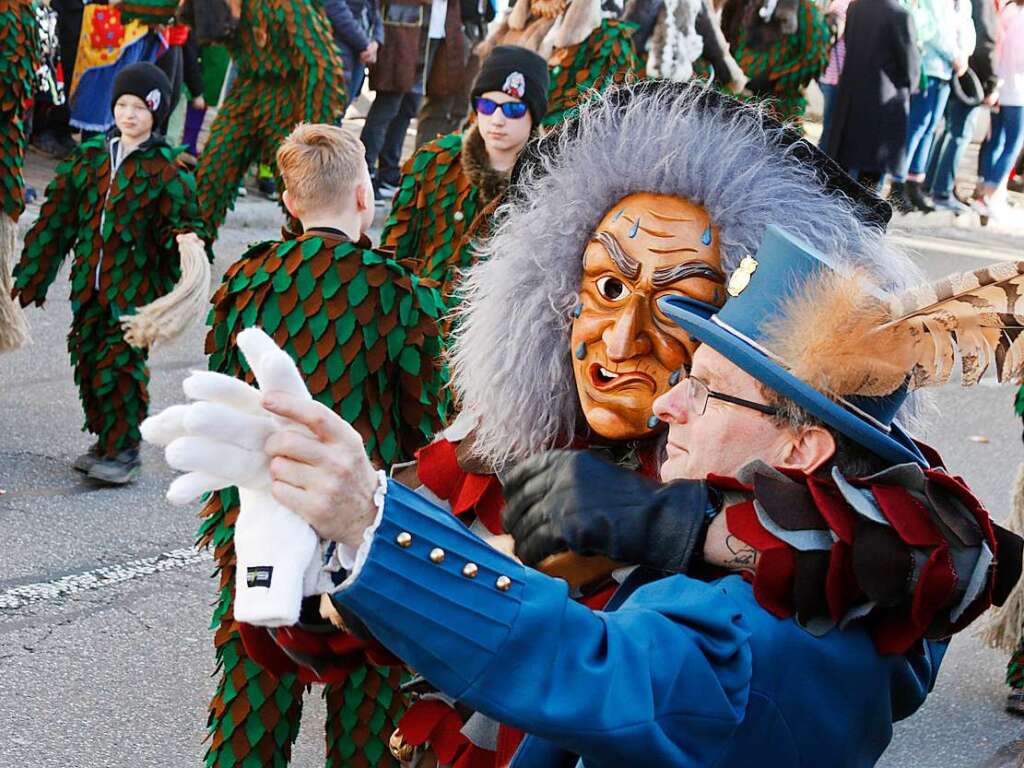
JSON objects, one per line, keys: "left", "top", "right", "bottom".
{"left": 12, "top": 63, "right": 207, "bottom": 484}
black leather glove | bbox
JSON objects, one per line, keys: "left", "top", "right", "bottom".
{"left": 502, "top": 450, "right": 717, "bottom": 573}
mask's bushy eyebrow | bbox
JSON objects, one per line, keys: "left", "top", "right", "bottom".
{"left": 592, "top": 231, "right": 641, "bottom": 280}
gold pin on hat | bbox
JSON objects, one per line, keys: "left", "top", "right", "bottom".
{"left": 727, "top": 256, "right": 759, "bottom": 297}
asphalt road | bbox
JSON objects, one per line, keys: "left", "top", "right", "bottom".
{"left": 2, "top": 198, "right": 1023, "bottom": 767}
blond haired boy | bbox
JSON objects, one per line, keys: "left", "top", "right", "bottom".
{"left": 197, "top": 123, "right": 448, "bottom": 765}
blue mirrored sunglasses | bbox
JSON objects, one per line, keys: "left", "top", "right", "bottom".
{"left": 474, "top": 97, "right": 529, "bottom": 119}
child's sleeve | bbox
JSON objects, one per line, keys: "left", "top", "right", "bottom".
{"left": 161, "top": 163, "right": 214, "bottom": 262}
{"left": 12, "top": 151, "right": 82, "bottom": 306}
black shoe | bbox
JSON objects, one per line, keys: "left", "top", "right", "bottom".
{"left": 87, "top": 448, "right": 141, "bottom": 485}
{"left": 72, "top": 442, "right": 102, "bottom": 474}
{"left": 905, "top": 180, "right": 935, "bottom": 213}
{"left": 887, "top": 181, "right": 915, "bottom": 214}
{"left": 1007, "top": 690, "right": 1024, "bottom": 716}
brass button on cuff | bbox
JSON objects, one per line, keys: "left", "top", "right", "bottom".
{"left": 396, "top": 532, "right": 413, "bottom": 548}
{"left": 495, "top": 575, "right": 512, "bottom": 591}
{"left": 429, "top": 547, "right": 445, "bottom": 563}
{"left": 462, "top": 562, "right": 479, "bottom": 578}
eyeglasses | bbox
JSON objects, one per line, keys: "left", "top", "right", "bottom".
{"left": 474, "top": 97, "right": 529, "bottom": 119}
{"left": 684, "top": 375, "right": 779, "bottom": 417}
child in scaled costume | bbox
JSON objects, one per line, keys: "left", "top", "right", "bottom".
{"left": 381, "top": 45, "right": 550, "bottom": 314}
{"left": 196, "top": 123, "right": 448, "bottom": 768}
{"left": 0, "top": 0, "right": 40, "bottom": 352}
{"left": 12, "top": 63, "right": 208, "bottom": 484}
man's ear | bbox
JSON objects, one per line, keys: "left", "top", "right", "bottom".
{"left": 777, "top": 425, "right": 836, "bottom": 474}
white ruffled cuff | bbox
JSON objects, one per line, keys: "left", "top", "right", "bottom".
{"left": 327, "top": 470, "right": 388, "bottom": 588}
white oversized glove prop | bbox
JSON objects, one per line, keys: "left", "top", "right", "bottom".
{"left": 141, "top": 328, "right": 323, "bottom": 627}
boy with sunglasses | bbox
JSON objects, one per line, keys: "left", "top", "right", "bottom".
{"left": 380, "top": 45, "right": 549, "bottom": 315}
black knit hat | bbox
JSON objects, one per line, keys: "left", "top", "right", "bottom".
{"left": 471, "top": 45, "right": 550, "bottom": 126}
{"left": 111, "top": 62, "right": 172, "bottom": 128}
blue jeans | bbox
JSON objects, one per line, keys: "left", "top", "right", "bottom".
{"left": 980, "top": 105, "right": 1024, "bottom": 188}
{"left": 925, "top": 97, "right": 979, "bottom": 199}
{"left": 337, "top": 45, "right": 367, "bottom": 110}
{"left": 899, "top": 76, "right": 951, "bottom": 180}
{"left": 818, "top": 82, "right": 837, "bottom": 149}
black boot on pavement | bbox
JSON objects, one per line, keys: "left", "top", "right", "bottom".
{"left": 87, "top": 447, "right": 141, "bottom": 485}
{"left": 906, "top": 180, "right": 935, "bottom": 213}
{"left": 887, "top": 181, "right": 915, "bottom": 214}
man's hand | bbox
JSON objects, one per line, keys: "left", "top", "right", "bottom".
{"left": 953, "top": 56, "right": 968, "bottom": 78}
{"left": 359, "top": 41, "right": 379, "bottom": 65}
{"left": 985, "top": 89, "right": 1000, "bottom": 107}
{"left": 502, "top": 450, "right": 716, "bottom": 573}
{"left": 261, "top": 392, "right": 379, "bottom": 549}
{"left": 190, "top": 95, "right": 207, "bottom": 111}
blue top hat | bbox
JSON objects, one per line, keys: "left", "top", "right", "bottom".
{"left": 659, "top": 225, "right": 928, "bottom": 468}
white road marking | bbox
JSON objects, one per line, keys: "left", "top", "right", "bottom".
{"left": 890, "top": 233, "right": 1020, "bottom": 262}
{"left": 0, "top": 548, "right": 213, "bottom": 611}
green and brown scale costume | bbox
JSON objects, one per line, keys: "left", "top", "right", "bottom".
{"left": 200, "top": 231, "right": 448, "bottom": 767}
{"left": 118, "top": 0, "right": 347, "bottom": 236}
{"left": 1, "top": 0, "right": 40, "bottom": 225}
{"left": 720, "top": 0, "right": 830, "bottom": 124}
{"left": 543, "top": 19, "right": 640, "bottom": 127}
{"left": 0, "top": 0, "right": 41, "bottom": 352}
{"left": 12, "top": 135, "right": 206, "bottom": 457}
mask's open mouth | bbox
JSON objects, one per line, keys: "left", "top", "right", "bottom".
{"left": 588, "top": 363, "right": 656, "bottom": 392}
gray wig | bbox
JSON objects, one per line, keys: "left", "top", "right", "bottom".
{"left": 450, "top": 83, "right": 923, "bottom": 469}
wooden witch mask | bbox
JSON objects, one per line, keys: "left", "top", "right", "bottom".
{"left": 571, "top": 193, "right": 726, "bottom": 440}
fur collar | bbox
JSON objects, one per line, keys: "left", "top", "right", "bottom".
{"left": 461, "top": 125, "right": 511, "bottom": 206}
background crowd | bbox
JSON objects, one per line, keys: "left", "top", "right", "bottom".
{"left": 821, "top": 0, "right": 1024, "bottom": 223}
{"left": 16, "top": 0, "right": 1024, "bottom": 222}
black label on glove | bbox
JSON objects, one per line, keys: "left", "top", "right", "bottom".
{"left": 247, "top": 566, "right": 273, "bottom": 588}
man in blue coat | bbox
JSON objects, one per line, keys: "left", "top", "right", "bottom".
{"left": 146, "top": 219, "right": 1022, "bottom": 765}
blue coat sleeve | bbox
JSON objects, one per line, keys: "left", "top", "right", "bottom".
{"left": 320, "top": 0, "right": 371, "bottom": 52}
{"left": 333, "top": 481, "right": 753, "bottom": 767}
